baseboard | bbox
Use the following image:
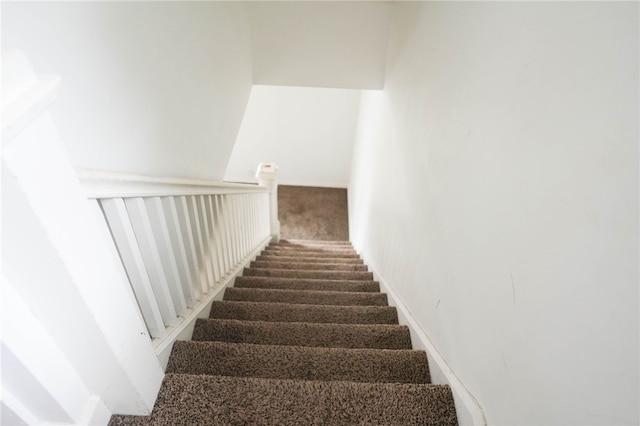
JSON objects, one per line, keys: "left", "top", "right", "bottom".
{"left": 153, "top": 236, "right": 272, "bottom": 368}
{"left": 359, "top": 252, "right": 487, "bottom": 426}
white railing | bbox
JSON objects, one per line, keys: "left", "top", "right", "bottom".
{"left": 79, "top": 170, "right": 274, "bottom": 350}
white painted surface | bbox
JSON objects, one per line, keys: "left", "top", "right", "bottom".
{"left": 2, "top": 50, "right": 163, "bottom": 419}
{"left": 248, "top": 2, "right": 391, "bottom": 89}
{"left": 225, "top": 85, "right": 361, "bottom": 188}
{"left": 349, "top": 3, "right": 638, "bottom": 425}
{"left": 1, "top": 278, "right": 111, "bottom": 426}
{"left": 2, "top": 2, "right": 253, "bottom": 181}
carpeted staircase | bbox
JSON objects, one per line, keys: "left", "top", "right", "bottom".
{"left": 109, "top": 239, "right": 458, "bottom": 425}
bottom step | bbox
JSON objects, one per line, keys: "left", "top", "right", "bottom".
{"left": 109, "top": 374, "right": 458, "bottom": 425}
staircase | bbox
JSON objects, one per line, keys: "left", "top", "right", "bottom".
{"left": 109, "top": 239, "right": 458, "bottom": 425}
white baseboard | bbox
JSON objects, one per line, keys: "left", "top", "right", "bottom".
{"left": 153, "top": 236, "right": 272, "bottom": 368}
{"left": 360, "top": 253, "right": 487, "bottom": 426}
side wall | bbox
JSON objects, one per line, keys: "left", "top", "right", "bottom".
{"left": 349, "top": 3, "right": 639, "bottom": 425}
{"left": 2, "top": 2, "right": 253, "bottom": 181}
{"left": 225, "top": 85, "right": 361, "bottom": 188}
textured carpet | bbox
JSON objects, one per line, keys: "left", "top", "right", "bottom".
{"left": 109, "top": 239, "right": 458, "bottom": 425}
{"left": 167, "top": 341, "right": 430, "bottom": 383}
{"left": 234, "top": 276, "right": 381, "bottom": 292}
{"left": 224, "top": 287, "right": 388, "bottom": 306}
{"left": 278, "top": 186, "right": 349, "bottom": 241}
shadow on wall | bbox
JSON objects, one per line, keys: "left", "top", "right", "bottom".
{"left": 278, "top": 185, "right": 349, "bottom": 241}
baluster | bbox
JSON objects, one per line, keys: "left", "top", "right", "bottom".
{"left": 160, "top": 197, "right": 196, "bottom": 308}
{"left": 202, "top": 196, "right": 220, "bottom": 285}
{"left": 213, "top": 195, "right": 230, "bottom": 276}
{"left": 174, "top": 196, "right": 202, "bottom": 302}
{"left": 222, "top": 194, "right": 236, "bottom": 267}
{"left": 144, "top": 197, "right": 187, "bottom": 316}
{"left": 196, "top": 196, "right": 215, "bottom": 289}
{"left": 206, "top": 196, "right": 224, "bottom": 282}
{"left": 186, "top": 196, "right": 209, "bottom": 295}
{"left": 124, "top": 198, "right": 178, "bottom": 326}
{"left": 100, "top": 198, "right": 165, "bottom": 338}
{"left": 230, "top": 195, "right": 241, "bottom": 264}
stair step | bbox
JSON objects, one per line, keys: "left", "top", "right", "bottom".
{"left": 280, "top": 239, "right": 352, "bottom": 245}
{"left": 167, "top": 341, "right": 430, "bottom": 384}
{"left": 234, "top": 276, "right": 380, "bottom": 293}
{"left": 250, "top": 260, "right": 368, "bottom": 271}
{"left": 192, "top": 318, "right": 412, "bottom": 349}
{"left": 265, "top": 246, "right": 358, "bottom": 255}
{"left": 244, "top": 267, "right": 373, "bottom": 281}
{"left": 262, "top": 248, "right": 361, "bottom": 258}
{"left": 256, "top": 254, "right": 364, "bottom": 264}
{"left": 209, "top": 301, "right": 398, "bottom": 324}
{"left": 108, "top": 374, "right": 458, "bottom": 426}
{"left": 224, "top": 287, "right": 388, "bottom": 306}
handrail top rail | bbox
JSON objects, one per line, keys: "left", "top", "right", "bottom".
{"left": 77, "top": 169, "right": 269, "bottom": 199}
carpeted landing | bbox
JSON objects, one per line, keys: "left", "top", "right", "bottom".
{"left": 109, "top": 239, "right": 458, "bottom": 425}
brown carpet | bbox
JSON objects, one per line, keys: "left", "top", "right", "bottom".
{"left": 278, "top": 185, "right": 349, "bottom": 241}
{"left": 109, "top": 240, "right": 458, "bottom": 425}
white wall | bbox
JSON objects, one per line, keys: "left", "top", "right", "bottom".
{"left": 248, "top": 2, "right": 391, "bottom": 89}
{"left": 2, "top": 2, "right": 253, "bottom": 181}
{"left": 349, "top": 3, "right": 639, "bottom": 425}
{"left": 225, "top": 85, "right": 361, "bottom": 188}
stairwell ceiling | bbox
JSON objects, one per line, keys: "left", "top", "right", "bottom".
{"left": 248, "top": 1, "right": 392, "bottom": 90}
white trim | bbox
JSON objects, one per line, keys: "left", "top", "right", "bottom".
{"left": 77, "top": 169, "right": 269, "bottom": 199}
{"left": 152, "top": 235, "right": 271, "bottom": 366}
{"left": 226, "top": 177, "right": 348, "bottom": 189}
{"left": 360, "top": 254, "right": 487, "bottom": 426}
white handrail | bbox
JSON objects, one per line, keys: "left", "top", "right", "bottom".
{"left": 83, "top": 169, "right": 274, "bottom": 362}
{"left": 77, "top": 168, "right": 269, "bottom": 198}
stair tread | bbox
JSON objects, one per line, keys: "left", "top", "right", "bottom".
{"left": 244, "top": 267, "right": 374, "bottom": 281}
{"left": 210, "top": 300, "right": 398, "bottom": 324}
{"left": 256, "top": 254, "right": 364, "bottom": 264}
{"left": 234, "top": 276, "right": 380, "bottom": 292}
{"left": 250, "top": 260, "right": 368, "bottom": 271}
{"left": 224, "top": 287, "right": 388, "bottom": 306}
{"left": 280, "top": 239, "right": 352, "bottom": 245}
{"left": 262, "top": 249, "right": 361, "bottom": 258}
{"left": 108, "top": 374, "right": 458, "bottom": 426}
{"left": 167, "top": 340, "right": 430, "bottom": 383}
{"left": 192, "top": 318, "right": 413, "bottom": 349}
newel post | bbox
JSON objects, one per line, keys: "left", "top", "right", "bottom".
{"left": 256, "top": 163, "right": 280, "bottom": 243}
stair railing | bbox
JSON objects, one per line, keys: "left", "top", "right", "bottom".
{"left": 78, "top": 170, "right": 274, "bottom": 361}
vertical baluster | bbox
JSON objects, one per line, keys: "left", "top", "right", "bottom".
{"left": 243, "top": 194, "right": 251, "bottom": 256}
{"left": 252, "top": 195, "right": 259, "bottom": 246}
{"left": 237, "top": 194, "right": 247, "bottom": 259}
{"left": 160, "top": 197, "right": 196, "bottom": 308}
{"left": 203, "top": 195, "right": 220, "bottom": 284}
{"left": 100, "top": 198, "right": 165, "bottom": 339}
{"left": 248, "top": 194, "right": 256, "bottom": 248}
{"left": 197, "top": 196, "right": 215, "bottom": 289}
{"left": 217, "top": 194, "right": 229, "bottom": 269}
{"left": 213, "top": 195, "right": 230, "bottom": 275}
{"left": 186, "top": 196, "right": 209, "bottom": 295}
{"left": 174, "top": 196, "right": 202, "bottom": 302}
{"left": 144, "top": 197, "right": 188, "bottom": 316}
{"left": 124, "top": 197, "right": 178, "bottom": 326}
{"left": 209, "top": 195, "right": 226, "bottom": 280}
{"left": 230, "top": 194, "right": 241, "bottom": 264}
{"left": 222, "top": 194, "right": 236, "bottom": 267}
{"left": 264, "top": 192, "right": 270, "bottom": 239}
